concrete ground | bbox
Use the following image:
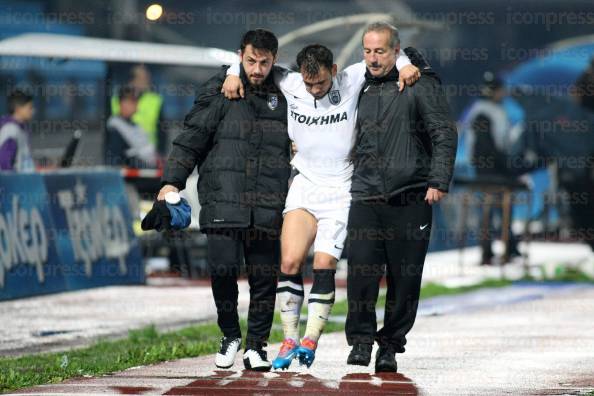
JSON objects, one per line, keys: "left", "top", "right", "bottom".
{"left": 8, "top": 283, "right": 594, "bottom": 395}
{"left": 2, "top": 242, "right": 592, "bottom": 357}
{"left": 0, "top": 277, "right": 349, "bottom": 357}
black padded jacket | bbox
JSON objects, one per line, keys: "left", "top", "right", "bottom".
{"left": 351, "top": 51, "right": 458, "bottom": 200}
{"left": 162, "top": 66, "right": 291, "bottom": 233}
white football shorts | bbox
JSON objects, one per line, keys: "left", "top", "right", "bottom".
{"left": 283, "top": 173, "right": 351, "bottom": 259}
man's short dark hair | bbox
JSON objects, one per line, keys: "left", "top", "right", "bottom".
{"left": 296, "top": 44, "right": 334, "bottom": 78}
{"left": 240, "top": 29, "right": 278, "bottom": 56}
{"left": 119, "top": 85, "right": 138, "bottom": 101}
{"left": 7, "top": 89, "right": 33, "bottom": 114}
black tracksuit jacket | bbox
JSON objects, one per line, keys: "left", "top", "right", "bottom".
{"left": 351, "top": 62, "right": 458, "bottom": 200}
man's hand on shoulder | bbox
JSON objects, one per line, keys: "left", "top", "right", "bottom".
{"left": 221, "top": 75, "right": 244, "bottom": 99}
{"left": 399, "top": 64, "right": 421, "bottom": 92}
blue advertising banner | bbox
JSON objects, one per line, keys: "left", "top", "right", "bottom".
{"left": 0, "top": 173, "right": 66, "bottom": 300}
{"left": 43, "top": 170, "right": 144, "bottom": 290}
{"left": 0, "top": 170, "right": 144, "bottom": 301}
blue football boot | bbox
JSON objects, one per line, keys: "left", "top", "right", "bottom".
{"left": 296, "top": 337, "right": 317, "bottom": 368}
{"left": 272, "top": 338, "right": 299, "bottom": 370}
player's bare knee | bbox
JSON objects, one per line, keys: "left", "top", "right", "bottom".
{"left": 280, "top": 255, "right": 302, "bottom": 274}
{"left": 313, "top": 255, "right": 336, "bottom": 270}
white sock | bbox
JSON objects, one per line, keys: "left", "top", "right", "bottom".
{"left": 304, "top": 269, "right": 335, "bottom": 343}
{"left": 277, "top": 273, "right": 304, "bottom": 341}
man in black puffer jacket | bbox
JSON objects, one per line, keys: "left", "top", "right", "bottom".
{"left": 345, "top": 22, "right": 457, "bottom": 372}
{"left": 158, "top": 29, "right": 291, "bottom": 371}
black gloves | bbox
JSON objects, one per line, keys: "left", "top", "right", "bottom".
{"left": 141, "top": 200, "right": 172, "bottom": 231}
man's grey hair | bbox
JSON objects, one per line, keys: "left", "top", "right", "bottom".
{"left": 362, "top": 22, "right": 400, "bottom": 48}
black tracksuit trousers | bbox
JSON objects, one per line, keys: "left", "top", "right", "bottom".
{"left": 206, "top": 228, "right": 279, "bottom": 349}
{"left": 345, "top": 189, "right": 432, "bottom": 352}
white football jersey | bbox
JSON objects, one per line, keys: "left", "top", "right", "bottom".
{"left": 228, "top": 54, "right": 411, "bottom": 186}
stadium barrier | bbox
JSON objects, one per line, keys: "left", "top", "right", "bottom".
{"left": 0, "top": 169, "right": 144, "bottom": 301}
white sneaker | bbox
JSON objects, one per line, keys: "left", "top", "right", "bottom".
{"left": 243, "top": 348, "right": 272, "bottom": 371}
{"left": 215, "top": 337, "right": 241, "bottom": 368}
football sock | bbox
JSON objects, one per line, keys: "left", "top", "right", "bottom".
{"left": 277, "top": 272, "right": 304, "bottom": 341}
{"left": 304, "top": 269, "right": 336, "bottom": 343}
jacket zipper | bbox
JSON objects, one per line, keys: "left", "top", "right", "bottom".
{"left": 376, "top": 82, "right": 387, "bottom": 198}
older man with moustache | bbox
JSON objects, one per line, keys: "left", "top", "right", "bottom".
{"left": 346, "top": 22, "right": 457, "bottom": 372}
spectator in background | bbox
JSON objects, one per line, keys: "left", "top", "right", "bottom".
{"left": 0, "top": 89, "right": 35, "bottom": 172}
{"left": 111, "top": 65, "right": 166, "bottom": 156}
{"left": 465, "top": 72, "right": 525, "bottom": 265}
{"left": 466, "top": 72, "right": 525, "bottom": 174}
{"left": 105, "top": 86, "right": 157, "bottom": 168}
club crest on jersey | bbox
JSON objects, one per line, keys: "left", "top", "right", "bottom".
{"left": 268, "top": 94, "right": 278, "bottom": 110}
{"left": 329, "top": 90, "right": 341, "bottom": 105}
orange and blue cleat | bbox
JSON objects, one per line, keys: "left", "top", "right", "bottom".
{"left": 272, "top": 338, "right": 299, "bottom": 370}
{"left": 296, "top": 337, "right": 317, "bottom": 368}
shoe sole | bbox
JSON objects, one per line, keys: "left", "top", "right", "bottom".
{"left": 243, "top": 358, "right": 271, "bottom": 372}
{"left": 347, "top": 360, "right": 370, "bottom": 366}
{"left": 272, "top": 358, "right": 295, "bottom": 370}
{"left": 347, "top": 356, "right": 371, "bottom": 366}
{"left": 375, "top": 364, "right": 398, "bottom": 372}
{"left": 272, "top": 348, "right": 298, "bottom": 370}
{"left": 215, "top": 344, "right": 241, "bottom": 369}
